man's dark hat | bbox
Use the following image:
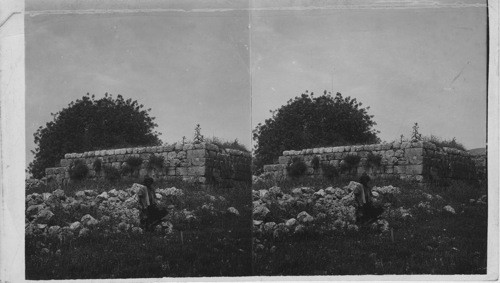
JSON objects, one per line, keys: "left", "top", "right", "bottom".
{"left": 359, "top": 173, "right": 370, "bottom": 186}
{"left": 143, "top": 176, "right": 154, "bottom": 187}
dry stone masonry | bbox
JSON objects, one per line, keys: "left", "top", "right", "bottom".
{"left": 263, "top": 141, "right": 478, "bottom": 183}
{"left": 45, "top": 142, "right": 251, "bottom": 186}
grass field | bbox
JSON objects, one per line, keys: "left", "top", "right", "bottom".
{"left": 25, "top": 176, "right": 488, "bottom": 278}
{"left": 25, "top": 179, "right": 252, "bottom": 279}
{"left": 252, "top": 177, "right": 488, "bottom": 275}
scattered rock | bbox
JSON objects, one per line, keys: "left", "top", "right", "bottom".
{"left": 314, "top": 189, "right": 326, "bottom": 198}
{"left": 263, "top": 222, "right": 276, "bottom": 234}
{"left": 253, "top": 220, "right": 263, "bottom": 226}
{"left": 84, "top": 190, "right": 97, "bottom": 197}
{"left": 36, "top": 209, "right": 54, "bottom": 224}
{"left": 253, "top": 204, "right": 270, "bottom": 220}
{"left": 285, "top": 218, "right": 297, "bottom": 228}
{"left": 53, "top": 189, "right": 65, "bottom": 199}
{"left": 117, "top": 222, "right": 129, "bottom": 232}
{"left": 97, "top": 192, "right": 109, "bottom": 200}
{"left": 297, "top": 211, "right": 314, "bottom": 223}
{"left": 69, "top": 221, "right": 82, "bottom": 231}
{"left": 268, "top": 186, "right": 282, "bottom": 196}
{"left": 79, "top": 227, "right": 90, "bottom": 237}
{"left": 294, "top": 224, "right": 306, "bottom": 234}
{"left": 26, "top": 204, "right": 45, "bottom": 218}
{"left": 48, "top": 225, "right": 61, "bottom": 237}
{"left": 259, "top": 190, "right": 269, "bottom": 199}
{"left": 74, "top": 191, "right": 85, "bottom": 199}
{"left": 81, "top": 214, "right": 98, "bottom": 227}
{"left": 130, "top": 183, "right": 146, "bottom": 194}
{"left": 227, "top": 207, "right": 240, "bottom": 216}
{"left": 443, "top": 205, "right": 456, "bottom": 214}
{"left": 131, "top": 227, "right": 143, "bottom": 235}
{"left": 300, "top": 187, "right": 315, "bottom": 194}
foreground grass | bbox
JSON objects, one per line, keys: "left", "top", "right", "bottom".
{"left": 253, "top": 177, "right": 487, "bottom": 275}
{"left": 26, "top": 179, "right": 252, "bottom": 279}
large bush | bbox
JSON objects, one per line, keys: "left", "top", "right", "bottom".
{"left": 29, "top": 93, "right": 162, "bottom": 178}
{"left": 253, "top": 91, "right": 379, "bottom": 173}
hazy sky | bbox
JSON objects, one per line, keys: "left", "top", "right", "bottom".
{"left": 25, "top": 8, "right": 251, "bottom": 165}
{"left": 251, "top": 3, "right": 487, "bottom": 149}
{"left": 25, "top": 0, "right": 488, "bottom": 166}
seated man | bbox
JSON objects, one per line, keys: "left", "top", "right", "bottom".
{"left": 137, "top": 176, "right": 168, "bottom": 231}
{"left": 354, "top": 173, "right": 383, "bottom": 224}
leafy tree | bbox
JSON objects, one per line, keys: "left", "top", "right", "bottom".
{"left": 29, "top": 93, "right": 162, "bottom": 178}
{"left": 253, "top": 91, "right": 379, "bottom": 173}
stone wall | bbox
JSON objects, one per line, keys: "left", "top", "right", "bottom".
{"left": 470, "top": 151, "right": 487, "bottom": 181}
{"left": 263, "top": 141, "right": 478, "bottom": 183}
{"left": 45, "top": 142, "right": 251, "bottom": 186}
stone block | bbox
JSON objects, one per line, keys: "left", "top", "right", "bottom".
{"left": 394, "top": 166, "right": 406, "bottom": 174}
{"left": 406, "top": 165, "right": 423, "bottom": 175}
{"left": 176, "top": 167, "right": 188, "bottom": 176}
{"left": 358, "top": 151, "right": 368, "bottom": 158}
{"left": 177, "top": 151, "right": 187, "bottom": 159}
{"left": 411, "top": 141, "right": 424, "bottom": 148}
{"left": 60, "top": 159, "right": 70, "bottom": 167}
{"left": 187, "top": 149, "right": 206, "bottom": 159}
{"left": 206, "top": 143, "right": 218, "bottom": 151}
{"left": 190, "top": 158, "right": 206, "bottom": 166}
{"left": 278, "top": 156, "right": 291, "bottom": 164}
{"left": 194, "top": 143, "right": 206, "bottom": 149}
{"left": 174, "top": 143, "right": 183, "bottom": 151}
{"left": 386, "top": 166, "right": 394, "bottom": 174}
{"left": 384, "top": 150, "right": 395, "bottom": 158}
{"left": 394, "top": 149, "right": 404, "bottom": 158}
{"left": 166, "top": 151, "right": 177, "bottom": 160}
{"left": 188, "top": 166, "right": 206, "bottom": 176}
{"left": 183, "top": 144, "right": 194, "bottom": 150}
{"left": 381, "top": 143, "right": 392, "bottom": 150}
{"left": 405, "top": 148, "right": 424, "bottom": 165}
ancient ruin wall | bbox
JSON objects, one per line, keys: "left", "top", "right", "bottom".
{"left": 45, "top": 142, "right": 251, "bottom": 185}
{"left": 263, "top": 141, "right": 477, "bottom": 182}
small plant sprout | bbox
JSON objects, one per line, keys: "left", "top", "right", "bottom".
{"left": 193, "top": 124, "right": 204, "bottom": 144}
{"left": 411, "top": 122, "right": 422, "bottom": 142}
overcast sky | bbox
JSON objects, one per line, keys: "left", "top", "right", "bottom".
{"left": 25, "top": 0, "right": 487, "bottom": 166}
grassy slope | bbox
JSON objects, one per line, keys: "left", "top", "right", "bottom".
{"left": 252, "top": 177, "right": 487, "bottom": 275}
{"left": 25, "top": 179, "right": 253, "bottom": 279}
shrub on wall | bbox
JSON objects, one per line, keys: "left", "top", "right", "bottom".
{"left": 287, "top": 158, "right": 307, "bottom": 178}
{"left": 125, "top": 156, "right": 143, "bottom": 169}
{"left": 311, "top": 156, "right": 320, "bottom": 170}
{"left": 340, "top": 155, "right": 361, "bottom": 173}
{"left": 120, "top": 163, "right": 133, "bottom": 176}
{"left": 68, "top": 159, "right": 88, "bottom": 181}
{"left": 321, "top": 163, "right": 339, "bottom": 180}
{"left": 366, "top": 152, "right": 382, "bottom": 168}
{"left": 93, "top": 159, "right": 102, "bottom": 173}
{"left": 148, "top": 154, "right": 164, "bottom": 169}
{"left": 423, "top": 135, "right": 466, "bottom": 151}
{"left": 104, "top": 165, "right": 121, "bottom": 182}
